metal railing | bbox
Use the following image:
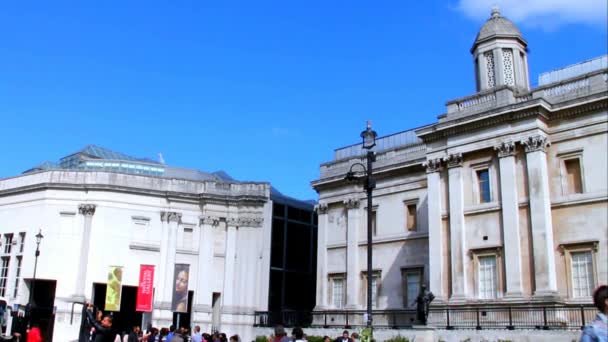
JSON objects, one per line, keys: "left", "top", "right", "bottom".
{"left": 254, "top": 305, "right": 596, "bottom": 330}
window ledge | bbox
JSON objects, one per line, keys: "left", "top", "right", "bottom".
{"left": 129, "top": 242, "right": 160, "bottom": 252}
{"left": 327, "top": 232, "right": 429, "bottom": 249}
{"left": 464, "top": 202, "right": 500, "bottom": 215}
{"left": 177, "top": 248, "right": 198, "bottom": 255}
{"left": 551, "top": 191, "right": 607, "bottom": 208}
{"left": 563, "top": 297, "right": 593, "bottom": 305}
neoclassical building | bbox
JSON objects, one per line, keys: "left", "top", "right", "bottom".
{"left": 0, "top": 145, "right": 316, "bottom": 341}
{"left": 312, "top": 8, "right": 607, "bottom": 318}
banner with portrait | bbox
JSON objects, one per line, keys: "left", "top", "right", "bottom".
{"left": 136, "top": 264, "right": 155, "bottom": 312}
{"left": 171, "top": 264, "right": 190, "bottom": 313}
{"left": 105, "top": 266, "right": 123, "bottom": 312}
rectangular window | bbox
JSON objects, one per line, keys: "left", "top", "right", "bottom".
{"left": 571, "top": 251, "right": 594, "bottom": 298}
{"left": 564, "top": 159, "right": 583, "bottom": 194}
{"left": 0, "top": 257, "right": 9, "bottom": 297}
{"left": 478, "top": 256, "right": 498, "bottom": 299}
{"left": 402, "top": 268, "right": 422, "bottom": 308}
{"left": 183, "top": 226, "right": 194, "bottom": 249}
{"left": 331, "top": 277, "right": 345, "bottom": 308}
{"left": 363, "top": 272, "right": 381, "bottom": 308}
{"left": 13, "top": 256, "right": 22, "bottom": 298}
{"left": 477, "top": 169, "right": 491, "bottom": 203}
{"left": 19, "top": 233, "right": 26, "bottom": 254}
{"left": 3, "top": 234, "right": 13, "bottom": 254}
{"left": 406, "top": 204, "right": 417, "bottom": 231}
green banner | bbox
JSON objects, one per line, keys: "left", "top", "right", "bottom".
{"left": 105, "top": 266, "right": 123, "bottom": 312}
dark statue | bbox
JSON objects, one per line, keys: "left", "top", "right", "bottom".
{"left": 415, "top": 285, "right": 435, "bottom": 325}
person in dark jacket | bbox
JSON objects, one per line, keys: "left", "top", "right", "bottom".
{"left": 128, "top": 326, "right": 141, "bottom": 342}
{"left": 86, "top": 307, "right": 117, "bottom": 342}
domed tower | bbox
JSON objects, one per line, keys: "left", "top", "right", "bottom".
{"left": 472, "top": 7, "right": 530, "bottom": 92}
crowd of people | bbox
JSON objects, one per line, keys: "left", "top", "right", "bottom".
{"left": 72, "top": 284, "right": 608, "bottom": 342}
{"left": 79, "top": 303, "right": 242, "bottom": 342}
{"left": 269, "top": 326, "right": 360, "bottom": 342}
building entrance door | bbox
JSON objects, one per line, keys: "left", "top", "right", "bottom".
{"left": 93, "top": 283, "right": 142, "bottom": 336}
{"left": 172, "top": 291, "right": 193, "bottom": 331}
{"left": 19, "top": 279, "right": 56, "bottom": 342}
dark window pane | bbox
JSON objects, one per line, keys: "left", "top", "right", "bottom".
{"left": 477, "top": 169, "right": 491, "bottom": 203}
{"left": 268, "top": 270, "right": 284, "bottom": 311}
{"left": 271, "top": 218, "right": 285, "bottom": 268}
{"left": 286, "top": 222, "right": 311, "bottom": 272}
{"left": 273, "top": 203, "right": 285, "bottom": 218}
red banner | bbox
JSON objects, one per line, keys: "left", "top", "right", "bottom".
{"left": 136, "top": 265, "right": 155, "bottom": 312}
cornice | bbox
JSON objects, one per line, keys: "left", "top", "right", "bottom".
{"left": 0, "top": 182, "right": 268, "bottom": 206}
{"left": 418, "top": 95, "right": 607, "bottom": 143}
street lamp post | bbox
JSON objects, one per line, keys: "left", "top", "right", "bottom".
{"left": 28, "top": 229, "right": 44, "bottom": 324}
{"left": 345, "top": 121, "right": 377, "bottom": 331}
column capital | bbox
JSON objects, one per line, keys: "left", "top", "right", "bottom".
{"left": 78, "top": 204, "right": 96, "bottom": 216}
{"left": 343, "top": 198, "right": 360, "bottom": 209}
{"left": 521, "top": 135, "right": 550, "bottom": 153}
{"left": 495, "top": 141, "right": 516, "bottom": 158}
{"left": 160, "top": 211, "right": 182, "bottom": 223}
{"left": 199, "top": 215, "right": 220, "bottom": 226}
{"left": 423, "top": 158, "right": 443, "bottom": 173}
{"left": 314, "top": 203, "right": 329, "bottom": 214}
{"left": 443, "top": 153, "right": 463, "bottom": 168}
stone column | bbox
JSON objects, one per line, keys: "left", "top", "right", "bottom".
{"left": 314, "top": 203, "right": 329, "bottom": 309}
{"left": 521, "top": 136, "right": 558, "bottom": 297}
{"left": 494, "top": 48, "right": 505, "bottom": 87}
{"left": 74, "top": 204, "right": 96, "bottom": 300}
{"left": 444, "top": 153, "right": 469, "bottom": 301}
{"left": 495, "top": 142, "right": 524, "bottom": 297}
{"left": 157, "top": 212, "right": 169, "bottom": 306}
{"left": 222, "top": 218, "right": 238, "bottom": 309}
{"left": 161, "top": 211, "right": 181, "bottom": 305}
{"left": 196, "top": 216, "right": 218, "bottom": 314}
{"left": 424, "top": 158, "right": 445, "bottom": 302}
{"left": 344, "top": 198, "right": 361, "bottom": 309}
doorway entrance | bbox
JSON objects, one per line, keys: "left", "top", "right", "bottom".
{"left": 16, "top": 279, "right": 57, "bottom": 342}
{"left": 93, "top": 283, "right": 142, "bottom": 335}
{"left": 172, "top": 291, "right": 193, "bottom": 331}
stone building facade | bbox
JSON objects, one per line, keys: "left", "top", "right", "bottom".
{"left": 312, "top": 8, "right": 607, "bottom": 316}
{"left": 0, "top": 146, "right": 286, "bottom": 341}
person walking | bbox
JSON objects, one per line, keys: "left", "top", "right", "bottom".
{"left": 335, "top": 331, "right": 352, "bottom": 342}
{"left": 26, "top": 323, "right": 42, "bottom": 342}
{"left": 191, "top": 326, "right": 202, "bottom": 342}
{"left": 128, "top": 326, "right": 141, "bottom": 342}
{"left": 272, "top": 326, "right": 289, "bottom": 342}
{"left": 581, "top": 285, "right": 608, "bottom": 342}
{"left": 291, "top": 327, "right": 305, "bottom": 342}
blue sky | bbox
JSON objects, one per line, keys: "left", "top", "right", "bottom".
{"left": 1, "top": 1, "right": 606, "bottom": 200}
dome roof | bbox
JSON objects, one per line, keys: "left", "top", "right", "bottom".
{"left": 472, "top": 7, "right": 526, "bottom": 51}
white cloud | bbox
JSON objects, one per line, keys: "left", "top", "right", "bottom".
{"left": 457, "top": 0, "right": 607, "bottom": 28}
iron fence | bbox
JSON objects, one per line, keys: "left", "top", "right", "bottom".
{"left": 253, "top": 305, "right": 596, "bottom": 330}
